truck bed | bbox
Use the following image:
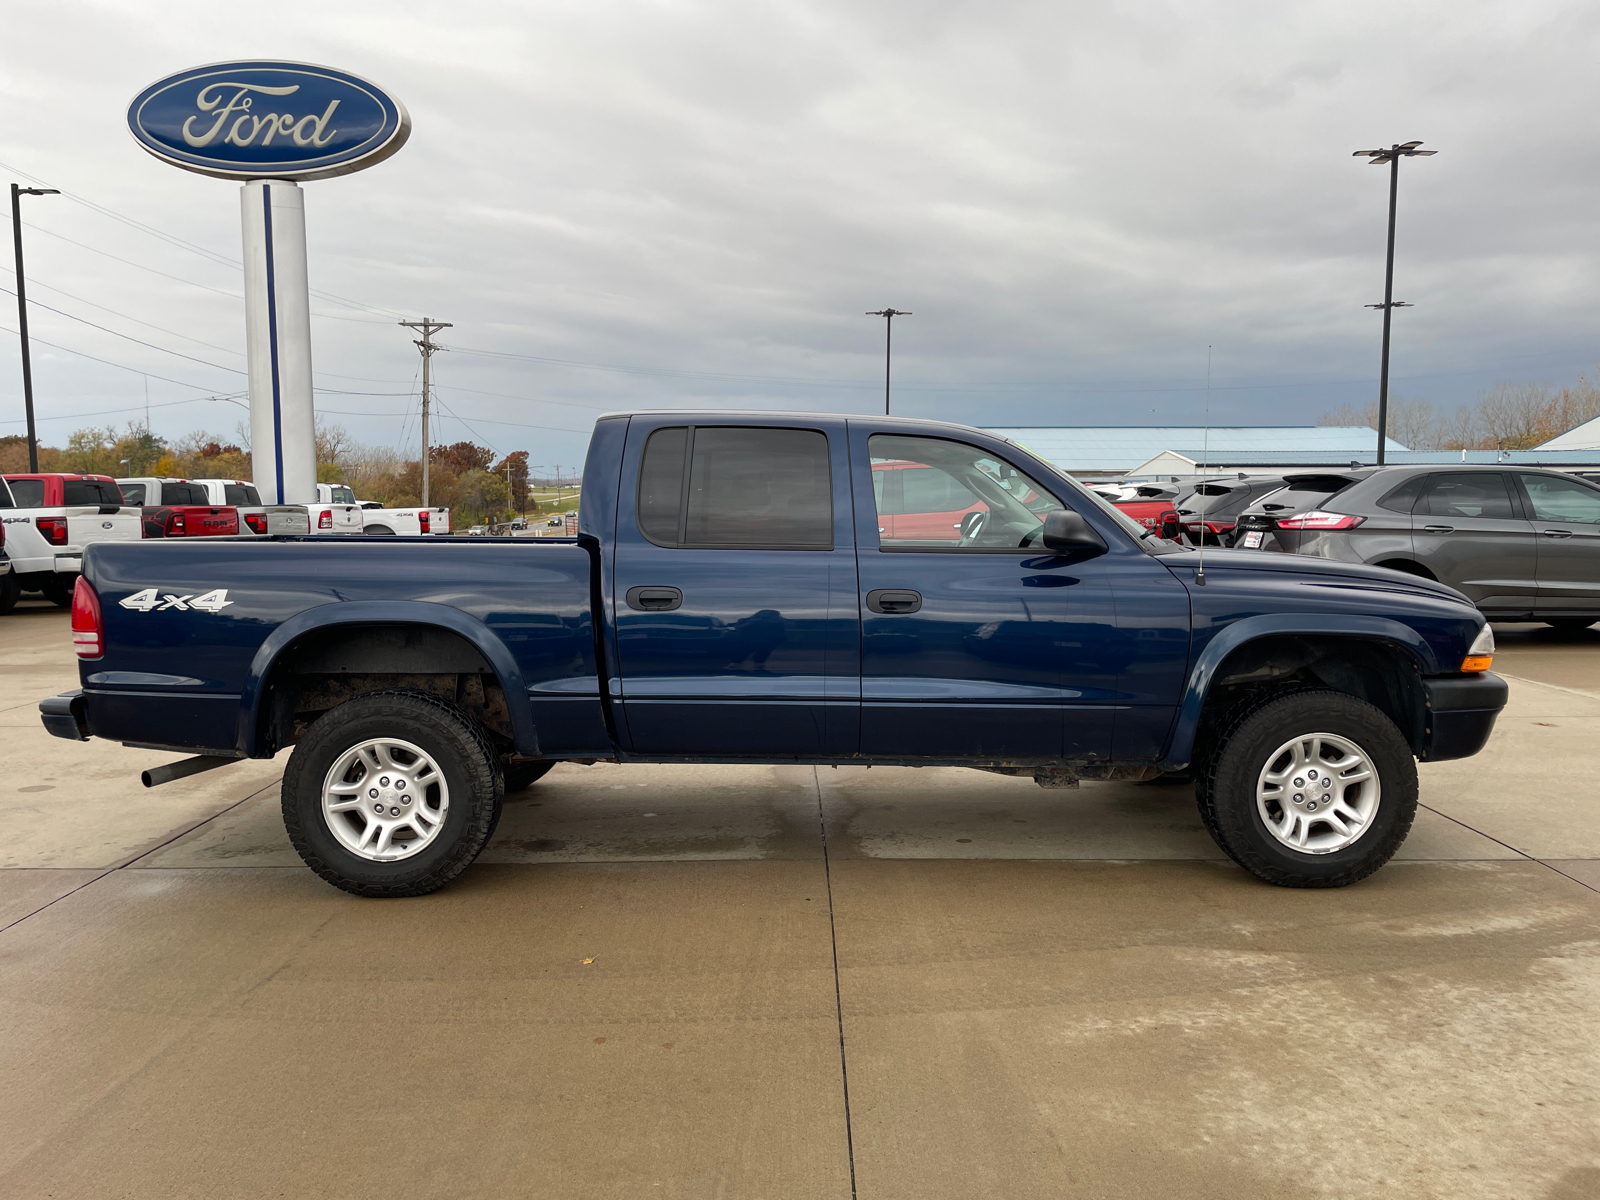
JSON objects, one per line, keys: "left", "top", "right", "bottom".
{"left": 80, "top": 536, "right": 603, "bottom": 758}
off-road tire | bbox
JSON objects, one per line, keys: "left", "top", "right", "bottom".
{"left": 1544, "top": 619, "right": 1595, "bottom": 634}
{"left": 282, "top": 690, "right": 502, "bottom": 897}
{"left": 1197, "top": 689, "right": 1417, "bottom": 888}
{"left": 40, "top": 576, "right": 74, "bottom": 608}
{"left": 0, "top": 571, "right": 20, "bottom": 614}
{"left": 503, "top": 759, "right": 556, "bottom": 792}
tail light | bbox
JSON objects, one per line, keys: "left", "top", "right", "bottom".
{"left": 164, "top": 511, "right": 187, "bottom": 536}
{"left": 244, "top": 512, "right": 268, "bottom": 535}
{"left": 318, "top": 510, "right": 333, "bottom": 530}
{"left": 71, "top": 576, "right": 103, "bottom": 658}
{"left": 36, "top": 516, "right": 68, "bottom": 546}
{"left": 1185, "top": 520, "right": 1238, "bottom": 534}
{"left": 1273, "top": 511, "right": 1365, "bottom": 531}
{"left": 418, "top": 510, "right": 431, "bottom": 533}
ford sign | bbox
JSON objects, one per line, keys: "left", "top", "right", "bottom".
{"left": 128, "top": 61, "right": 409, "bottom": 181}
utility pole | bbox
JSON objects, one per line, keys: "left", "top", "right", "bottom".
{"left": 399, "top": 317, "right": 451, "bottom": 506}
{"left": 866, "top": 309, "right": 911, "bottom": 416}
{"left": 11, "top": 183, "right": 60, "bottom": 472}
{"left": 1352, "top": 141, "right": 1435, "bottom": 465}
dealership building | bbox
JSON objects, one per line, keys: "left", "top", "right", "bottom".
{"left": 983, "top": 425, "right": 1600, "bottom": 481}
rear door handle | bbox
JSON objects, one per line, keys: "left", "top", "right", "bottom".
{"left": 1542, "top": 529, "right": 1575, "bottom": 539}
{"left": 1422, "top": 525, "right": 1454, "bottom": 534}
{"left": 866, "top": 589, "right": 922, "bottom": 614}
{"left": 625, "top": 586, "right": 683, "bottom": 611}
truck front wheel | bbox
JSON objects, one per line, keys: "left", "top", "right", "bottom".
{"left": 282, "top": 691, "right": 503, "bottom": 897}
{"left": 1197, "top": 690, "right": 1417, "bottom": 888}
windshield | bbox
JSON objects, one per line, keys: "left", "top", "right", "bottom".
{"left": 1252, "top": 477, "right": 1357, "bottom": 515}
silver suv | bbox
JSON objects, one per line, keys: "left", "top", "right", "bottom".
{"left": 1234, "top": 465, "right": 1600, "bottom": 630}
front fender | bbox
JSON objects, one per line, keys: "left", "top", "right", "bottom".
{"left": 1158, "top": 613, "right": 1438, "bottom": 770}
{"left": 238, "top": 601, "right": 538, "bottom": 757}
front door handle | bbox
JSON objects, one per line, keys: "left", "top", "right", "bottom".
{"left": 866, "top": 589, "right": 922, "bottom": 614}
{"left": 1542, "top": 529, "right": 1575, "bottom": 539}
{"left": 625, "top": 586, "right": 683, "bottom": 611}
{"left": 1422, "top": 525, "right": 1454, "bottom": 534}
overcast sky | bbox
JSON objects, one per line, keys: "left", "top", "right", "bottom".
{"left": 2, "top": 0, "right": 1599, "bottom": 470}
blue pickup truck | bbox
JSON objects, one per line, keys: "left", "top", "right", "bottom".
{"left": 41, "top": 412, "right": 1506, "bottom": 896}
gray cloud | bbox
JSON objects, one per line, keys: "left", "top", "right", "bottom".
{"left": 2, "top": 0, "right": 1598, "bottom": 468}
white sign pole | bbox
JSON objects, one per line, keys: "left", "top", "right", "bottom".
{"left": 240, "top": 180, "right": 317, "bottom": 504}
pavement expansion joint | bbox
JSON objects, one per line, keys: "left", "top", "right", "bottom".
{"left": 814, "top": 765, "right": 860, "bottom": 1200}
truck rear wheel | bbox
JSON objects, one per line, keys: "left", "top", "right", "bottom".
{"left": 282, "top": 691, "right": 503, "bottom": 897}
{"left": 41, "top": 576, "right": 75, "bottom": 607}
{"left": 0, "top": 571, "right": 19, "bottom": 614}
{"left": 1197, "top": 690, "right": 1416, "bottom": 888}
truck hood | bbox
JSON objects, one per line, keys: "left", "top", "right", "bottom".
{"left": 1162, "top": 547, "right": 1471, "bottom": 608}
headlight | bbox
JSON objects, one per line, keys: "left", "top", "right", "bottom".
{"left": 1469, "top": 625, "right": 1495, "bottom": 656}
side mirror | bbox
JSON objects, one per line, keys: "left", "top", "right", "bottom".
{"left": 1159, "top": 510, "right": 1181, "bottom": 540}
{"left": 1041, "top": 509, "right": 1108, "bottom": 556}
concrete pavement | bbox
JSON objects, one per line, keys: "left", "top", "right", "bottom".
{"left": 2, "top": 599, "right": 1598, "bottom": 1198}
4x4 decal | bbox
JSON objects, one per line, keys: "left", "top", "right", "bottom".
{"left": 119, "top": 588, "right": 234, "bottom": 614}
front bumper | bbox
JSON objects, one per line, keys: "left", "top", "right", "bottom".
{"left": 1420, "top": 672, "right": 1509, "bottom": 762}
{"left": 40, "top": 689, "right": 89, "bottom": 741}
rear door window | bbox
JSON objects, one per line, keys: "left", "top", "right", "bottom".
{"left": 1419, "top": 474, "right": 1516, "bottom": 519}
{"left": 63, "top": 480, "right": 124, "bottom": 506}
{"left": 0, "top": 477, "right": 13, "bottom": 508}
{"left": 7, "top": 479, "right": 45, "bottom": 507}
{"left": 161, "top": 483, "right": 209, "bottom": 505}
{"left": 637, "top": 425, "right": 833, "bottom": 548}
{"left": 1520, "top": 474, "right": 1600, "bottom": 525}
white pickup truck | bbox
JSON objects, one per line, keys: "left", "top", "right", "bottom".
{"left": 118, "top": 477, "right": 310, "bottom": 537}
{"left": 0, "top": 472, "right": 143, "bottom": 607}
{"left": 317, "top": 484, "right": 449, "bottom": 535}
{"left": 304, "top": 483, "right": 364, "bottom": 535}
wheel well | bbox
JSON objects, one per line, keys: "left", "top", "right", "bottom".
{"left": 259, "top": 624, "right": 515, "bottom": 754}
{"left": 1374, "top": 558, "right": 1436, "bottom": 581}
{"left": 1194, "top": 635, "right": 1424, "bottom": 763}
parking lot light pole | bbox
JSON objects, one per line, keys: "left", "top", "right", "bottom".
{"left": 1353, "top": 141, "right": 1435, "bottom": 465}
{"left": 867, "top": 309, "right": 911, "bottom": 416}
{"left": 10, "top": 183, "right": 60, "bottom": 472}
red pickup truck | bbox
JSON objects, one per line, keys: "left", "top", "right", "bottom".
{"left": 115, "top": 479, "right": 240, "bottom": 539}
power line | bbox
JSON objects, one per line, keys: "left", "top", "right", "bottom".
{"left": 0, "top": 284, "right": 245, "bottom": 375}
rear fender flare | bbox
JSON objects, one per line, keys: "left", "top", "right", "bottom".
{"left": 238, "top": 601, "right": 537, "bottom": 757}
{"left": 1160, "top": 614, "right": 1438, "bottom": 770}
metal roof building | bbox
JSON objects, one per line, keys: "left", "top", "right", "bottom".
{"left": 985, "top": 426, "right": 1407, "bottom": 478}
{"left": 1538, "top": 415, "right": 1600, "bottom": 451}
{"left": 984, "top": 425, "right": 1600, "bottom": 479}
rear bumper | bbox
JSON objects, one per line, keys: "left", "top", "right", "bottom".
{"left": 40, "top": 690, "right": 89, "bottom": 741}
{"left": 1420, "top": 672, "right": 1509, "bottom": 762}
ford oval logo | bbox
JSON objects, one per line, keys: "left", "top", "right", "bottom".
{"left": 127, "top": 61, "right": 409, "bottom": 181}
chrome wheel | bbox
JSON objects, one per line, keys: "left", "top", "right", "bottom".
{"left": 321, "top": 737, "right": 450, "bottom": 862}
{"left": 1255, "top": 732, "right": 1380, "bottom": 855}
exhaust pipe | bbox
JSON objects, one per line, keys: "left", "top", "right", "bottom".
{"left": 141, "top": 755, "right": 240, "bottom": 789}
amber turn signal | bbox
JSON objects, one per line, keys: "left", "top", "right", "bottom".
{"left": 1460, "top": 655, "right": 1493, "bottom": 673}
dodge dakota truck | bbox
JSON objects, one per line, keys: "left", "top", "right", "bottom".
{"left": 41, "top": 411, "right": 1507, "bottom": 897}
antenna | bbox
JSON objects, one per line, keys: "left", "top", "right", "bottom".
{"left": 1195, "top": 346, "right": 1211, "bottom": 586}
